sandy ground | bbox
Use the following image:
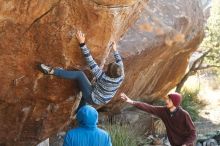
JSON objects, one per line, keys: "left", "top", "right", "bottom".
{"left": 186, "top": 75, "right": 220, "bottom": 134}
{"left": 199, "top": 87, "right": 220, "bottom": 125}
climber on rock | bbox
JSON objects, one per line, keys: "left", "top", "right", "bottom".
{"left": 63, "top": 105, "right": 112, "bottom": 146}
{"left": 120, "top": 92, "right": 196, "bottom": 146}
{"left": 38, "top": 30, "right": 124, "bottom": 109}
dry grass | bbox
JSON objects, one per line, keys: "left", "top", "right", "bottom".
{"left": 154, "top": 119, "right": 166, "bottom": 135}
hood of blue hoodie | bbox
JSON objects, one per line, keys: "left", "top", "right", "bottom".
{"left": 76, "top": 105, "right": 98, "bottom": 129}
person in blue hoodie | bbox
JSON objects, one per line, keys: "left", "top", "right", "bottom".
{"left": 63, "top": 105, "right": 112, "bottom": 146}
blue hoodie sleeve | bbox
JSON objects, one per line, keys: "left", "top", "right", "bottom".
{"left": 63, "top": 132, "right": 71, "bottom": 146}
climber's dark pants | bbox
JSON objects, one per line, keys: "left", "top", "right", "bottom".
{"left": 54, "top": 69, "right": 94, "bottom": 111}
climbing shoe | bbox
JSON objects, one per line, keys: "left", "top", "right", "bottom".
{"left": 39, "top": 64, "right": 54, "bottom": 74}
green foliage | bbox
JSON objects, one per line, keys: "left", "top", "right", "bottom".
{"left": 103, "top": 124, "right": 138, "bottom": 146}
{"left": 200, "top": 0, "right": 220, "bottom": 67}
{"left": 181, "top": 88, "right": 207, "bottom": 121}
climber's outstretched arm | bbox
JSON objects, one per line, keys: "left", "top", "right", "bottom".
{"left": 111, "top": 42, "right": 124, "bottom": 77}
{"left": 76, "top": 30, "right": 103, "bottom": 79}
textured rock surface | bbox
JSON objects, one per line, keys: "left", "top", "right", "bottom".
{"left": 106, "top": 0, "right": 205, "bottom": 112}
{"left": 0, "top": 0, "right": 205, "bottom": 145}
{"left": 0, "top": 0, "right": 147, "bottom": 145}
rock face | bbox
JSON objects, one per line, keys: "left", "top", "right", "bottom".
{"left": 0, "top": 0, "right": 204, "bottom": 145}
{"left": 107, "top": 0, "right": 205, "bottom": 111}
{"left": 0, "top": 0, "right": 147, "bottom": 145}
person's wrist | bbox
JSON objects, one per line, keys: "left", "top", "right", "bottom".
{"left": 80, "top": 40, "right": 85, "bottom": 43}
{"left": 79, "top": 42, "right": 85, "bottom": 47}
{"left": 113, "top": 50, "right": 118, "bottom": 53}
{"left": 129, "top": 100, "right": 134, "bottom": 104}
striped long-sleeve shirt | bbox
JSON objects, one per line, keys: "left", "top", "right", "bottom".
{"left": 80, "top": 43, "right": 124, "bottom": 105}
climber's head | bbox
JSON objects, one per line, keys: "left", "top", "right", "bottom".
{"left": 106, "top": 62, "right": 122, "bottom": 78}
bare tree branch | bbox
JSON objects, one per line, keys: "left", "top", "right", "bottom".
{"left": 190, "top": 48, "right": 212, "bottom": 70}
{"left": 196, "top": 65, "right": 220, "bottom": 70}
{"left": 175, "top": 48, "right": 214, "bottom": 92}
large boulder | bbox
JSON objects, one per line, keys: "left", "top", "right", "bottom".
{"left": 0, "top": 0, "right": 147, "bottom": 145}
{"left": 107, "top": 0, "right": 205, "bottom": 112}
{"left": 0, "top": 0, "right": 205, "bottom": 145}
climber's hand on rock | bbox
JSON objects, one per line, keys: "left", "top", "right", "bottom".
{"left": 76, "top": 30, "right": 85, "bottom": 44}
{"left": 120, "top": 93, "right": 134, "bottom": 104}
{"left": 111, "top": 41, "right": 117, "bottom": 51}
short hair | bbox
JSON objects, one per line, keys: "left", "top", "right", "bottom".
{"left": 106, "top": 62, "right": 122, "bottom": 78}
